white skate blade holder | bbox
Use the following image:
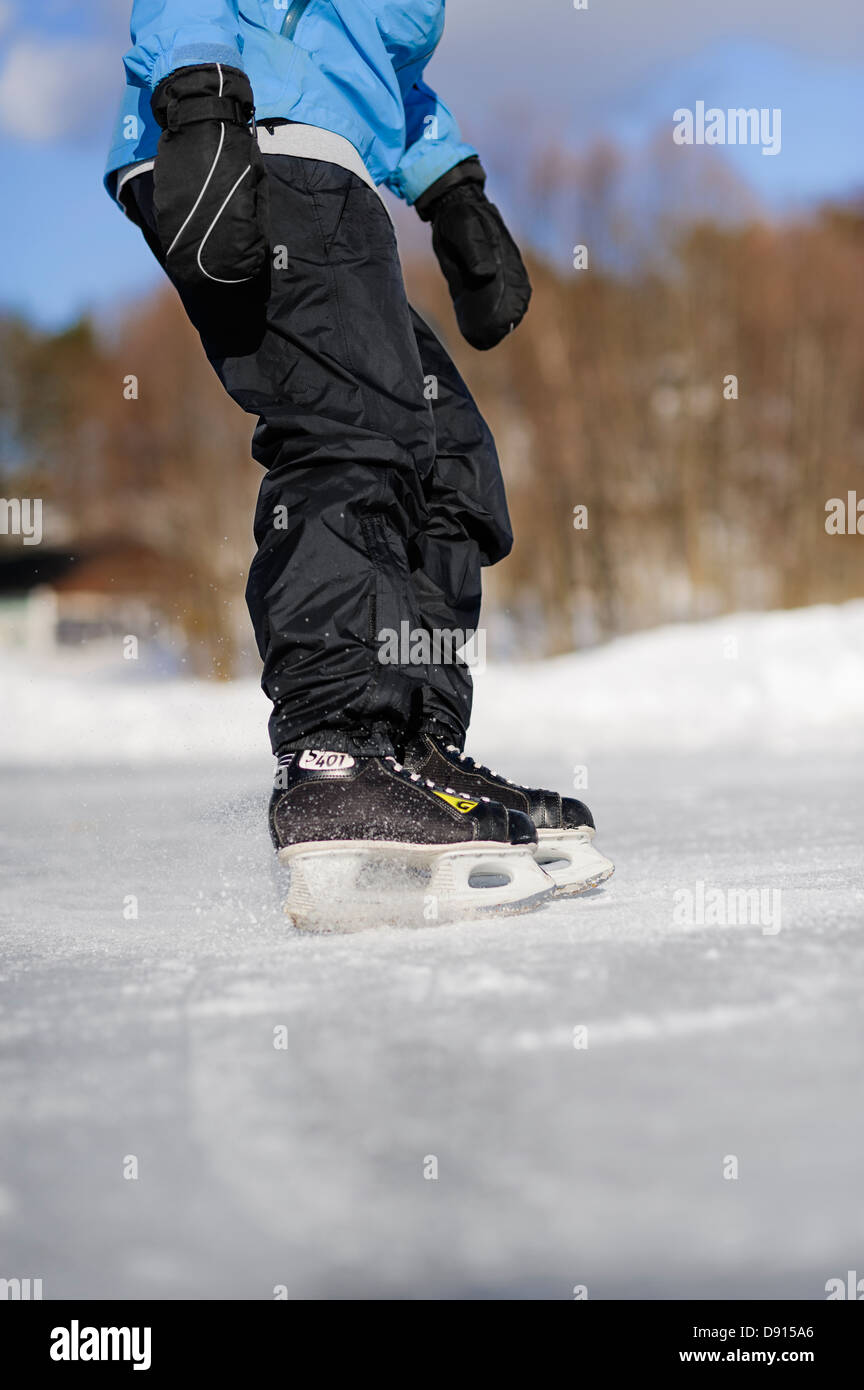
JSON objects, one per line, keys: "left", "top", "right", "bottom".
{"left": 534, "top": 826, "right": 615, "bottom": 895}
{"left": 277, "top": 839, "right": 555, "bottom": 932}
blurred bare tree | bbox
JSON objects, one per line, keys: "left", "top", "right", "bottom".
{"left": 2, "top": 143, "right": 862, "bottom": 673}
{"left": 0, "top": 291, "right": 260, "bottom": 675}
{"left": 406, "top": 183, "right": 864, "bottom": 652}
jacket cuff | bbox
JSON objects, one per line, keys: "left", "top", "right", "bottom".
{"left": 123, "top": 31, "right": 245, "bottom": 90}
{"left": 385, "top": 141, "right": 477, "bottom": 204}
{"left": 154, "top": 43, "right": 243, "bottom": 84}
{"left": 413, "top": 157, "right": 486, "bottom": 221}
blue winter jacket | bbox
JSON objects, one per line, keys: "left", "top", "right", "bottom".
{"left": 105, "top": 0, "right": 476, "bottom": 206}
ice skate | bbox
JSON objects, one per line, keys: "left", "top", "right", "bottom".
{"left": 401, "top": 735, "right": 615, "bottom": 895}
{"left": 269, "top": 751, "right": 555, "bottom": 931}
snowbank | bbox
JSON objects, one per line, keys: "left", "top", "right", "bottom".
{"left": 471, "top": 600, "right": 864, "bottom": 759}
{"left": 1, "top": 601, "right": 863, "bottom": 764}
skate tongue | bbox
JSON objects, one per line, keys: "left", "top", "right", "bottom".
{"left": 275, "top": 751, "right": 360, "bottom": 785}
{"left": 297, "top": 750, "right": 356, "bottom": 771}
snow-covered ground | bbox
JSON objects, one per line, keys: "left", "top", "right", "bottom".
{"left": 1, "top": 604, "right": 863, "bottom": 1299}
{"left": 4, "top": 599, "right": 864, "bottom": 764}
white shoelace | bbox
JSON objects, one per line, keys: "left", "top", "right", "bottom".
{"left": 386, "top": 755, "right": 490, "bottom": 803}
{"left": 385, "top": 755, "right": 436, "bottom": 789}
{"left": 445, "top": 744, "right": 516, "bottom": 786}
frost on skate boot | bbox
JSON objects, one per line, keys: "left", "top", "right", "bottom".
{"left": 401, "top": 735, "right": 615, "bottom": 896}
{"left": 269, "top": 751, "right": 553, "bottom": 931}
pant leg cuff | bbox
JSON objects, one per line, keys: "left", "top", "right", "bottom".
{"left": 271, "top": 722, "right": 397, "bottom": 758}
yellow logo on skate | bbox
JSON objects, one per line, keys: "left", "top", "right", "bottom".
{"left": 432, "top": 790, "right": 479, "bottom": 813}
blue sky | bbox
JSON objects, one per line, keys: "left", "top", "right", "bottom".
{"left": 0, "top": 0, "right": 861, "bottom": 327}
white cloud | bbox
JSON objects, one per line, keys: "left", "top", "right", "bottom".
{"left": 0, "top": 36, "right": 117, "bottom": 140}
{"left": 0, "top": 1, "right": 14, "bottom": 38}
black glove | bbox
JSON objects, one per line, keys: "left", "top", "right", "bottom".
{"left": 415, "top": 157, "right": 531, "bottom": 350}
{"left": 150, "top": 63, "right": 268, "bottom": 291}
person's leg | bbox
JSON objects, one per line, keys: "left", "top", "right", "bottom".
{"left": 120, "top": 163, "right": 563, "bottom": 919}
{"left": 407, "top": 309, "right": 513, "bottom": 750}
{"left": 397, "top": 329, "right": 615, "bottom": 894}
{"left": 124, "top": 158, "right": 435, "bottom": 755}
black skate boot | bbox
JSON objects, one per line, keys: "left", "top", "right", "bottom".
{"left": 269, "top": 750, "right": 553, "bottom": 930}
{"left": 401, "top": 735, "right": 614, "bottom": 895}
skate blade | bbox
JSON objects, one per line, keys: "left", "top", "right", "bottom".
{"left": 534, "top": 827, "right": 615, "bottom": 895}
{"left": 276, "top": 840, "right": 555, "bottom": 933}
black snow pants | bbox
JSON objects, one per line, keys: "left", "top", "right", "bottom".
{"left": 124, "top": 155, "right": 512, "bottom": 756}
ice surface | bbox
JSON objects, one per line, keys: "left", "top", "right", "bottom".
{"left": 1, "top": 606, "right": 863, "bottom": 1298}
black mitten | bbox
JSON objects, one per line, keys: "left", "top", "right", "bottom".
{"left": 150, "top": 63, "right": 268, "bottom": 290}
{"left": 415, "top": 158, "right": 531, "bottom": 350}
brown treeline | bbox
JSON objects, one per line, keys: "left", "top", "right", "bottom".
{"left": 2, "top": 198, "right": 862, "bottom": 674}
